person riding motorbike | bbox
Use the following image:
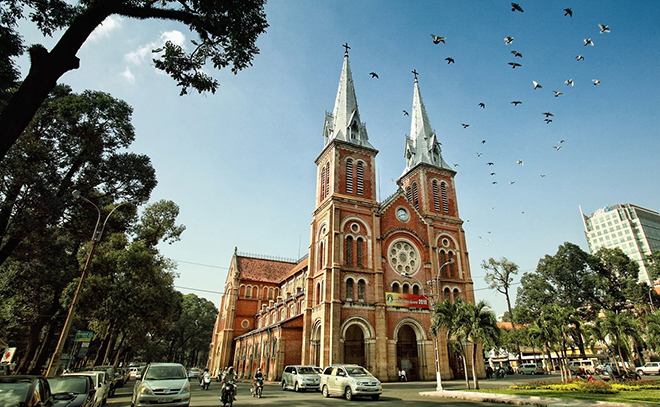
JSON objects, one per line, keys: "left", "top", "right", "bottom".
{"left": 221, "top": 366, "right": 237, "bottom": 405}
{"left": 202, "top": 368, "right": 211, "bottom": 390}
{"left": 252, "top": 368, "right": 264, "bottom": 397}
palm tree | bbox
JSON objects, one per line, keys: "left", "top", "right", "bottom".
{"left": 430, "top": 298, "right": 470, "bottom": 389}
{"left": 645, "top": 311, "right": 660, "bottom": 353}
{"left": 461, "top": 300, "right": 500, "bottom": 389}
{"left": 601, "top": 310, "right": 641, "bottom": 372}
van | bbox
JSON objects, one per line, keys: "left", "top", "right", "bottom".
{"left": 568, "top": 360, "right": 595, "bottom": 374}
{"left": 281, "top": 365, "right": 321, "bottom": 392}
{"left": 518, "top": 363, "right": 544, "bottom": 375}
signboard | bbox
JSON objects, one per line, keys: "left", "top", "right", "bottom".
{"left": 385, "top": 292, "right": 429, "bottom": 309}
{"left": 74, "top": 331, "right": 94, "bottom": 342}
{"left": 2, "top": 347, "right": 16, "bottom": 363}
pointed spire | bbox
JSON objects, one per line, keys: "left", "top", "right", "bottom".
{"left": 402, "top": 71, "right": 451, "bottom": 175}
{"left": 322, "top": 45, "right": 373, "bottom": 149}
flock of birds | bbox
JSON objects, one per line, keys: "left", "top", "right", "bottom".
{"left": 367, "top": 3, "right": 613, "bottom": 245}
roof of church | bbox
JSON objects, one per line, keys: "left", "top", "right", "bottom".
{"left": 401, "top": 76, "right": 452, "bottom": 178}
{"left": 236, "top": 255, "right": 297, "bottom": 284}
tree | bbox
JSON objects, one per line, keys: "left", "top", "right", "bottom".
{"left": 0, "top": 0, "right": 269, "bottom": 162}
{"left": 592, "top": 247, "right": 649, "bottom": 313}
{"left": 430, "top": 298, "right": 470, "bottom": 389}
{"left": 461, "top": 300, "right": 500, "bottom": 390}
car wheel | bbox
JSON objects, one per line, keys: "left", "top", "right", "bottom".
{"left": 322, "top": 385, "right": 329, "bottom": 398}
{"left": 281, "top": 381, "right": 287, "bottom": 391}
{"left": 345, "top": 387, "right": 353, "bottom": 401}
{"left": 637, "top": 370, "right": 644, "bottom": 376}
{"left": 371, "top": 395, "right": 380, "bottom": 401}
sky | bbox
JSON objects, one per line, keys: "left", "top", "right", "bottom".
{"left": 14, "top": 0, "right": 660, "bottom": 317}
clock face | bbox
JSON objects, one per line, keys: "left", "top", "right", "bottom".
{"left": 397, "top": 208, "right": 409, "bottom": 222}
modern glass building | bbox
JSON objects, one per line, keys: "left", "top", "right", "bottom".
{"left": 580, "top": 203, "right": 660, "bottom": 285}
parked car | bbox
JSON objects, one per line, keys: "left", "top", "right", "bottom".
{"left": 63, "top": 371, "right": 110, "bottom": 406}
{"left": 48, "top": 375, "right": 97, "bottom": 407}
{"left": 320, "top": 364, "right": 381, "bottom": 401}
{"left": 568, "top": 360, "right": 596, "bottom": 374}
{"left": 0, "top": 363, "right": 12, "bottom": 376}
{"left": 281, "top": 365, "right": 321, "bottom": 392}
{"left": 187, "top": 368, "right": 202, "bottom": 381}
{"left": 518, "top": 363, "right": 544, "bottom": 375}
{"left": 132, "top": 363, "right": 190, "bottom": 407}
{"left": 0, "top": 375, "right": 54, "bottom": 407}
{"left": 91, "top": 366, "right": 116, "bottom": 396}
{"left": 636, "top": 362, "right": 660, "bottom": 376}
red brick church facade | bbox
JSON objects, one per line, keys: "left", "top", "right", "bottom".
{"left": 207, "top": 50, "right": 479, "bottom": 382}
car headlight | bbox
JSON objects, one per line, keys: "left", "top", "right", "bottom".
{"left": 140, "top": 385, "right": 154, "bottom": 395}
{"left": 181, "top": 381, "right": 191, "bottom": 393}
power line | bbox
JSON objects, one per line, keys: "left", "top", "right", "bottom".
{"left": 175, "top": 285, "right": 225, "bottom": 295}
{"left": 171, "top": 258, "right": 228, "bottom": 269}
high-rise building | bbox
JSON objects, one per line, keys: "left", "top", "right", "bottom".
{"left": 580, "top": 203, "right": 660, "bottom": 284}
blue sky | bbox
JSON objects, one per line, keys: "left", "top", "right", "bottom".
{"left": 15, "top": 1, "right": 660, "bottom": 316}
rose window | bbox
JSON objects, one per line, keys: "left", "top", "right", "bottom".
{"left": 389, "top": 240, "right": 420, "bottom": 275}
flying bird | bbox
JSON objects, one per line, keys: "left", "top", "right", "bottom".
{"left": 481, "top": 140, "right": 486, "bottom": 144}
{"left": 453, "top": 163, "right": 459, "bottom": 167}
{"left": 476, "top": 152, "right": 483, "bottom": 157}
{"left": 599, "top": 24, "right": 610, "bottom": 34}
{"left": 542, "top": 112, "right": 554, "bottom": 117}
{"left": 478, "top": 103, "right": 486, "bottom": 109}
{"left": 403, "top": 110, "right": 409, "bottom": 116}
{"left": 565, "top": 78, "right": 574, "bottom": 86}
{"left": 431, "top": 34, "right": 446, "bottom": 44}
{"left": 461, "top": 123, "right": 470, "bottom": 128}
{"left": 445, "top": 57, "right": 455, "bottom": 64}
{"left": 509, "top": 62, "right": 522, "bottom": 69}
{"left": 509, "top": 181, "right": 516, "bottom": 185}
{"left": 490, "top": 172, "right": 496, "bottom": 176}
{"left": 511, "top": 100, "right": 522, "bottom": 106}
{"left": 559, "top": 139, "right": 565, "bottom": 144}
{"left": 517, "top": 160, "right": 524, "bottom": 166}
{"left": 544, "top": 118, "right": 553, "bottom": 124}
{"left": 511, "top": 3, "right": 524, "bottom": 12}
{"left": 576, "top": 55, "right": 585, "bottom": 61}
{"left": 504, "top": 36, "right": 514, "bottom": 45}
{"left": 487, "top": 162, "right": 495, "bottom": 166}
{"left": 533, "top": 80, "right": 542, "bottom": 90}
{"left": 592, "top": 79, "right": 601, "bottom": 85}
{"left": 553, "top": 145, "right": 563, "bottom": 151}
{"left": 511, "top": 50, "right": 523, "bottom": 58}
{"left": 552, "top": 90, "right": 564, "bottom": 97}
{"left": 584, "top": 38, "right": 594, "bottom": 46}
{"left": 540, "top": 174, "right": 546, "bottom": 177}
{"left": 369, "top": 72, "right": 379, "bottom": 79}
{"left": 492, "top": 181, "right": 498, "bottom": 185}
{"left": 564, "top": 8, "right": 573, "bottom": 17}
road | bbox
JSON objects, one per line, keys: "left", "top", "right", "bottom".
{"left": 110, "top": 373, "right": 561, "bottom": 407}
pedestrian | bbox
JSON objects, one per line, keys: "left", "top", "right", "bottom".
{"left": 398, "top": 367, "right": 407, "bottom": 382}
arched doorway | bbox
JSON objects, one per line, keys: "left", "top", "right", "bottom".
{"left": 344, "top": 325, "right": 365, "bottom": 366}
{"left": 311, "top": 321, "right": 322, "bottom": 367}
{"left": 396, "top": 325, "right": 419, "bottom": 380}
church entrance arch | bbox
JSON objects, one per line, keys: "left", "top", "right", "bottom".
{"left": 344, "top": 325, "right": 365, "bottom": 366}
{"left": 396, "top": 325, "right": 419, "bottom": 381}
{"left": 311, "top": 320, "right": 322, "bottom": 367}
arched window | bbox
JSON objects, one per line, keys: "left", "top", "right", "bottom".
{"left": 439, "top": 250, "right": 447, "bottom": 277}
{"left": 356, "top": 238, "right": 364, "bottom": 267}
{"left": 402, "top": 283, "right": 409, "bottom": 294}
{"left": 432, "top": 180, "right": 440, "bottom": 212}
{"left": 358, "top": 279, "right": 365, "bottom": 302}
{"left": 406, "top": 186, "right": 412, "bottom": 204}
{"left": 346, "top": 236, "right": 353, "bottom": 266}
{"left": 412, "top": 182, "right": 419, "bottom": 209}
{"left": 346, "top": 159, "right": 354, "bottom": 194}
{"left": 453, "top": 288, "right": 461, "bottom": 300}
{"left": 318, "top": 241, "right": 324, "bottom": 271}
{"left": 392, "top": 282, "right": 400, "bottom": 293}
{"left": 321, "top": 165, "right": 326, "bottom": 200}
{"left": 246, "top": 285, "right": 252, "bottom": 299}
{"left": 356, "top": 162, "right": 364, "bottom": 196}
{"left": 444, "top": 287, "right": 451, "bottom": 301}
{"left": 448, "top": 251, "right": 455, "bottom": 278}
{"left": 346, "top": 278, "right": 354, "bottom": 302}
{"left": 263, "top": 287, "right": 268, "bottom": 299}
{"left": 326, "top": 165, "right": 330, "bottom": 197}
{"left": 413, "top": 285, "right": 419, "bottom": 295}
{"left": 316, "top": 281, "right": 322, "bottom": 306}
{"left": 441, "top": 182, "right": 449, "bottom": 213}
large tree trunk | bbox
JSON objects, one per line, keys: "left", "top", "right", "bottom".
{"left": 471, "top": 343, "right": 480, "bottom": 389}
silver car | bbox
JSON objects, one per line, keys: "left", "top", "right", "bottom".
{"left": 132, "top": 363, "right": 190, "bottom": 407}
{"left": 281, "top": 365, "right": 321, "bottom": 392}
{"left": 63, "top": 371, "right": 109, "bottom": 407}
{"left": 320, "top": 364, "right": 381, "bottom": 401}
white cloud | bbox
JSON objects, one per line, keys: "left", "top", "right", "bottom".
{"left": 121, "top": 67, "right": 136, "bottom": 84}
{"left": 124, "top": 30, "right": 187, "bottom": 66}
{"left": 88, "top": 15, "right": 123, "bottom": 42}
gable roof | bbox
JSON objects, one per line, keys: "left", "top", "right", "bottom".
{"left": 236, "top": 255, "right": 296, "bottom": 284}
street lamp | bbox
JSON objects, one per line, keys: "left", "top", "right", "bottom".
{"left": 46, "top": 192, "right": 128, "bottom": 377}
{"left": 401, "top": 258, "right": 454, "bottom": 392}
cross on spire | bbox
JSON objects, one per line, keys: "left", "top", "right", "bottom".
{"left": 343, "top": 43, "right": 351, "bottom": 56}
{"left": 412, "top": 69, "right": 419, "bottom": 81}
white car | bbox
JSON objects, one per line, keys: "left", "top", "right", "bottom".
{"left": 320, "top": 364, "right": 381, "bottom": 401}
{"left": 281, "top": 365, "right": 321, "bottom": 391}
{"left": 63, "top": 371, "right": 110, "bottom": 406}
{"left": 132, "top": 363, "right": 190, "bottom": 407}
{"left": 518, "top": 363, "right": 544, "bottom": 375}
{"left": 636, "top": 362, "right": 660, "bottom": 376}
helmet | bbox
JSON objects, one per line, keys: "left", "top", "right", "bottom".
{"left": 228, "top": 367, "right": 234, "bottom": 373}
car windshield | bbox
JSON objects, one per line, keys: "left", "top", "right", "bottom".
{"left": 345, "top": 367, "right": 369, "bottom": 376}
{"left": 48, "top": 377, "right": 87, "bottom": 394}
{"left": 0, "top": 381, "right": 30, "bottom": 405}
{"left": 298, "top": 367, "right": 317, "bottom": 374}
{"left": 145, "top": 366, "right": 186, "bottom": 380}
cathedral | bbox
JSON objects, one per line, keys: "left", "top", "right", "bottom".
{"left": 207, "top": 48, "right": 479, "bottom": 382}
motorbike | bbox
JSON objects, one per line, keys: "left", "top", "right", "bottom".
{"left": 220, "top": 380, "right": 236, "bottom": 407}
{"left": 202, "top": 374, "right": 211, "bottom": 390}
{"left": 496, "top": 368, "right": 506, "bottom": 378}
{"left": 251, "top": 377, "right": 263, "bottom": 398}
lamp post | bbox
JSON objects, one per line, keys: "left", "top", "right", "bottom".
{"left": 402, "top": 258, "right": 454, "bottom": 392}
{"left": 46, "top": 192, "right": 127, "bottom": 377}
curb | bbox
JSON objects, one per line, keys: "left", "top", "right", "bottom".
{"left": 419, "top": 390, "right": 656, "bottom": 407}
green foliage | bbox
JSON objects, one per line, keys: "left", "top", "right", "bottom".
{"left": 511, "top": 378, "right": 618, "bottom": 394}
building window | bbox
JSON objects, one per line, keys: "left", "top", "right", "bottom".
{"left": 448, "top": 251, "right": 455, "bottom": 277}
{"left": 402, "top": 283, "right": 409, "bottom": 294}
{"left": 432, "top": 180, "right": 440, "bottom": 212}
{"left": 443, "top": 287, "right": 451, "bottom": 301}
{"left": 453, "top": 288, "right": 461, "bottom": 300}
{"left": 346, "top": 236, "right": 353, "bottom": 266}
{"left": 319, "top": 241, "right": 324, "bottom": 271}
{"left": 346, "top": 278, "right": 354, "bottom": 302}
{"left": 358, "top": 279, "right": 365, "bottom": 302}
{"left": 406, "top": 186, "right": 412, "bottom": 204}
{"left": 439, "top": 250, "right": 447, "bottom": 277}
{"left": 356, "top": 161, "right": 364, "bottom": 196}
{"left": 441, "top": 182, "right": 449, "bottom": 213}
{"left": 412, "top": 182, "right": 419, "bottom": 209}
{"left": 246, "top": 285, "right": 252, "bottom": 299}
{"left": 346, "top": 159, "right": 354, "bottom": 194}
{"left": 356, "top": 238, "right": 364, "bottom": 267}
{"left": 413, "top": 285, "right": 419, "bottom": 295}
{"left": 321, "top": 165, "right": 326, "bottom": 200}
{"left": 392, "top": 282, "right": 400, "bottom": 293}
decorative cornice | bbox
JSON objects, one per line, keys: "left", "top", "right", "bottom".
{"left": 379, "top": 227, "right": 429, "bottom": 248}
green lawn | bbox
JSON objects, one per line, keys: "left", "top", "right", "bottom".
{"left": 472, "top": 387, "right": 660, "bottom": 405}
